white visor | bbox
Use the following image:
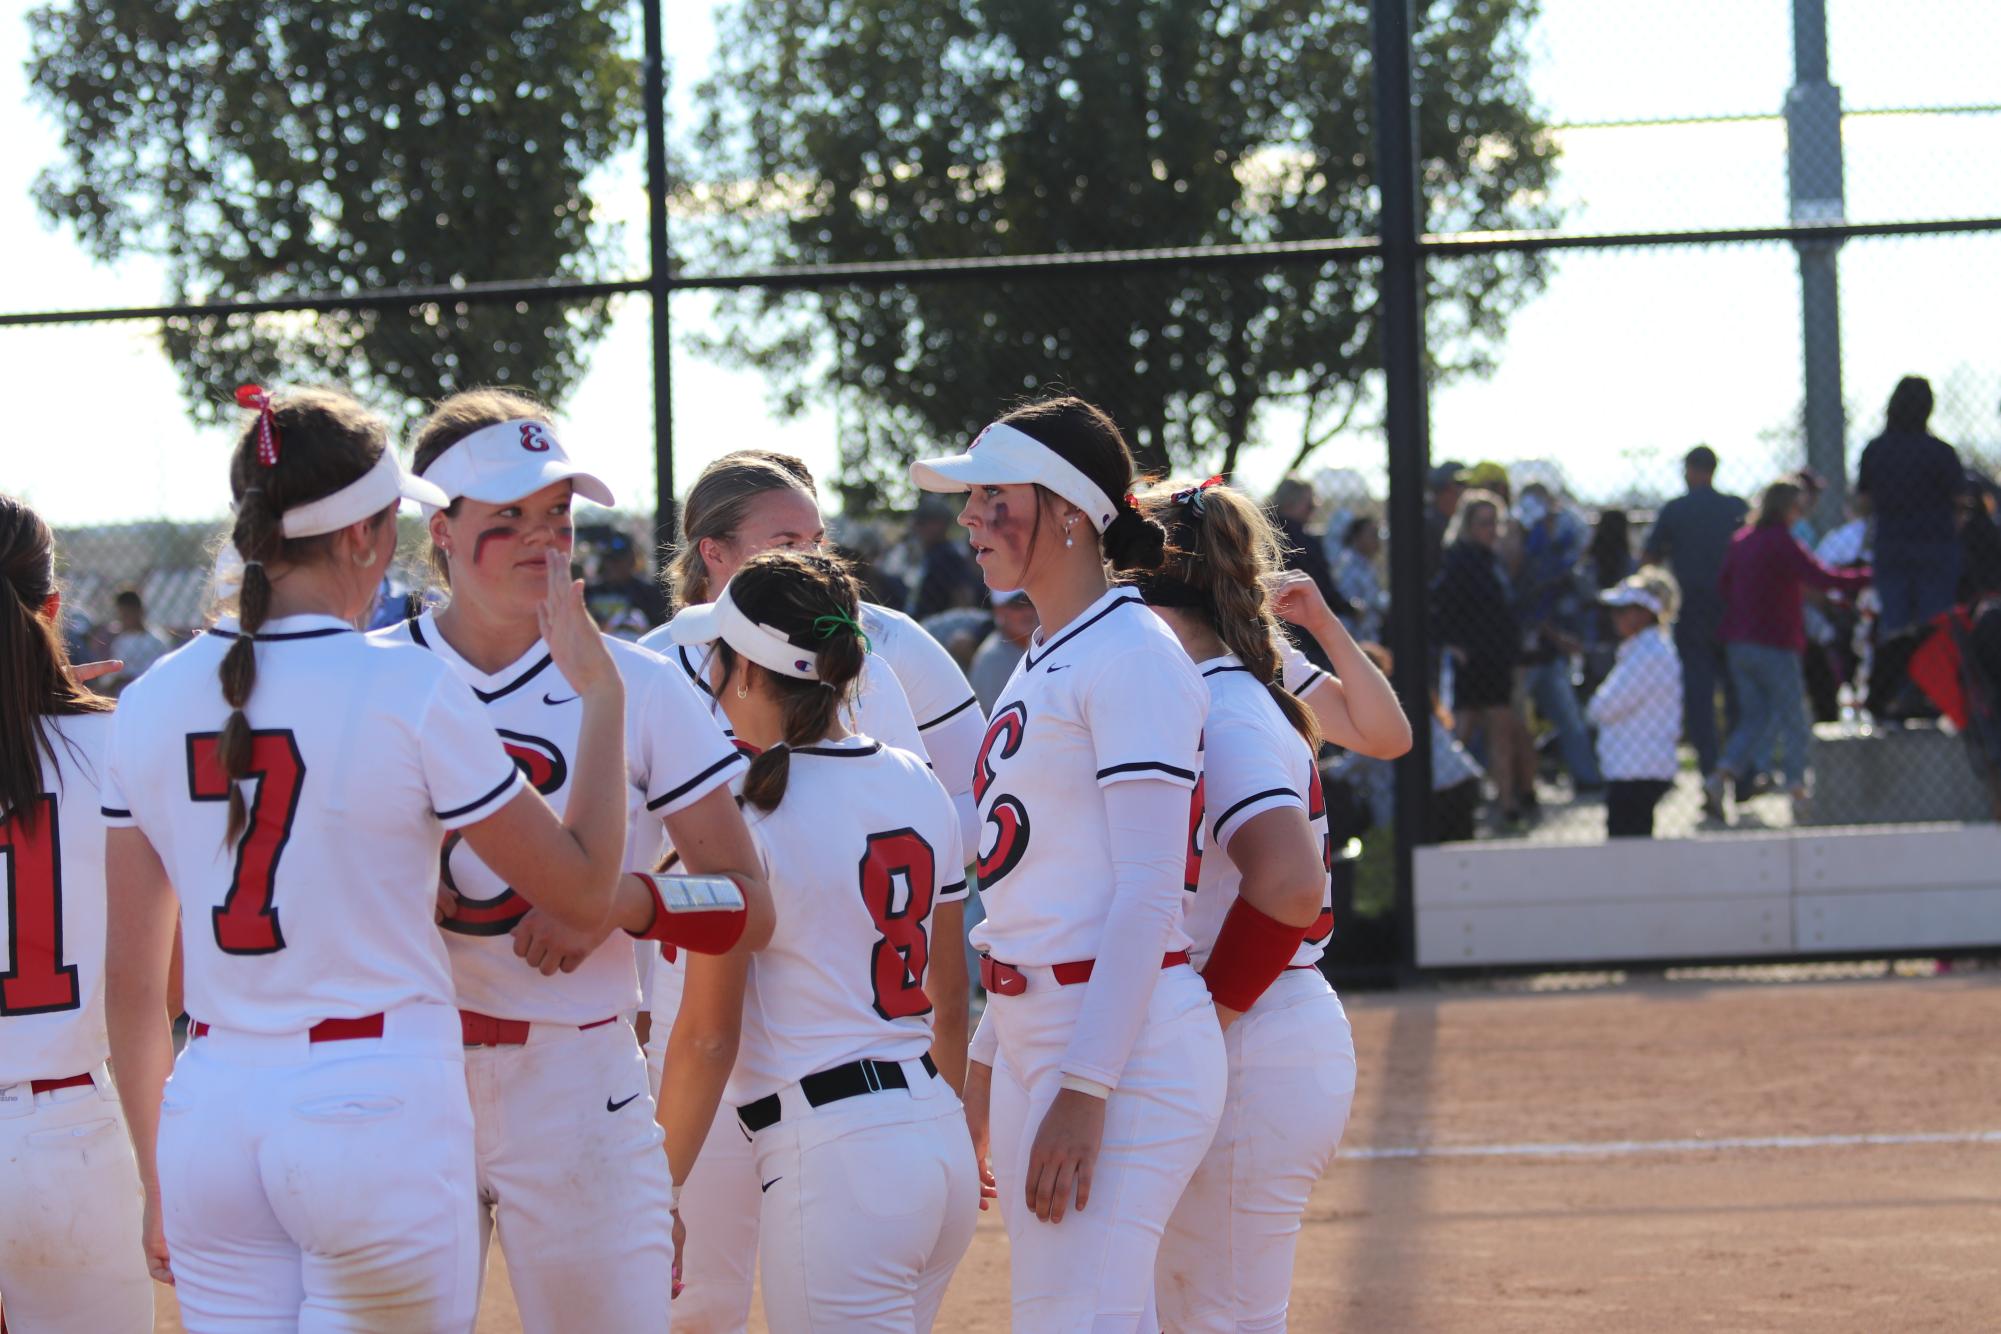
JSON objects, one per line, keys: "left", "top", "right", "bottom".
{"left": 417, "top": 418, "right": 616, "bottom": 515}
{"left": 1599, "top": 583, "right": 1663, "bottom": 615}
{"left": 280, "top": 449, "right": 450, "bottom": 538}
{"left": 667, "top": 584, "right": 820, "bottom": 680}
{"left": 909, "top": 421, "right": 1120, "bottom": 533}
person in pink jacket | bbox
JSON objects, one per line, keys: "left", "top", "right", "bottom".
{"left": 1707, "top": 478, "right": 1872, "bottom": 822}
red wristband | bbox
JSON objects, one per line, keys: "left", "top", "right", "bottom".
{"left": 627, "top": 875, "right": 747, "bottom": 955}
{"left": 1201, "top": 898, "right": 1311, "bottom": 1013}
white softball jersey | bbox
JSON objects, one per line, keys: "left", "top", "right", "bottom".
{"left": 1, "top": 714, "right": 115, "bottom": 1084}
{"left": 968, "top": 588, "right": 1207, "bottom": 966}
{"left": 377, "top": 611, "right": 743, "bottom": 1023}
{"left": 102, "top": 615, "right": 523, "bottom": 1035}
{"left": 1182, "top": 657, "right": 1336, "bottom": 973}
{"left": 860, "top": 601, "right": 986, "bottom": 864}
{"left": 639, "top": 616, "right": 930, "bottom": 763}
{"left": 1280, "top": 637, "right": 1331, "bottom": 699}
{"left": 725, "top": 737, "right": 966, "bottom": 1107}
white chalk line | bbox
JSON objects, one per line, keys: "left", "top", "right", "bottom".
{"left": 1341, "top": 1129, "right": 2001, "bottom": 1162}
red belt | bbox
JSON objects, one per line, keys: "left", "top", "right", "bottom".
{"left": 188, "top": 1014, "right": 386, "bottom": 1043}
{"left": 28, "top": 1072, "right": 94, "bottom": 1096}
{"left": 980, "top": 951, "right": 1190, "bottom": 997}
{"left": 460, "top": 1010, "right": 619, "bottom": 1047}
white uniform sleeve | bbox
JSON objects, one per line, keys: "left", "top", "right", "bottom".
{"left": 1061, "top": 776, "right": 1195, "bottom": 1088}
{"left": 873, "top": 612, "right": 986, "bottom": 865}
{"left": 637, "top": 661, "right": 747, "bottom": 818}
{"left": 918, "top": 701, "right": 984, "bottom": 866}
{"left": 1279, "top": 640, "right": 1331, "bottom": 699}
{"left": 855, "top": 657, "right": 927, "bottom": 759}
{"left": 99, "top": 710, "right": 136, "bottom": 827}
{"left": 935, "top": 791, "right": 969, "bottom": 905}
{"left": 1081, "top": 645, "right": 1206, "bottom": 790}
{"left": 420, "top": 670, "right": 526, "bottom": 830}
{"left": 1206, "top": 722, "right": 1307, "bottom": 850}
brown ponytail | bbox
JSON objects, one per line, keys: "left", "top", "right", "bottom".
{"left": 669, "top": 455, "right": 817, "bottom": 610}
{"left": 0, "top": 496, "right": 112, "bottom": 827}
{"left": 218, "top": 388, "right": 392, "bottom": 841}
{"left": 1130, "top": 481, "right": 1321, "bottom": 752}
{"left": 713, "top": 551, "right": 871, "bottom": 813}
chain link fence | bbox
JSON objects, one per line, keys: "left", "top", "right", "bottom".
{"left": 9, "top": 1, "right": 2001, "bottom": 970}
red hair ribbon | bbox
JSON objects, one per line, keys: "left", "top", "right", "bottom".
{"left": 236, "top": 384, "right": 280, "bottom": 467}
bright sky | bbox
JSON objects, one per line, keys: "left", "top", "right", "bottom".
{"left": 3, "top": 0, "right": 1997, "bottom": 529}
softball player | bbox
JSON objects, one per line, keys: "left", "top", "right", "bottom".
{"left": 1131, "top": 480, "right": 1405, "bottom": 1332}
{"left": 386, "top": 389, "right": 769, "bottom": 1331}
{"left": 0, "top": 496, "right": 151, "bottom": 1332}
{"left": 100, "top": 387, "right": 629, "bottom": 1333}
{"left": 637, "top": 452, "right": 978, "bottom": 1333}
{"left": 663, "top": 550, "right": 975, "bottom": 1333}
{"left": 912, "top": 396, "right": 1227, "bottom": 1332}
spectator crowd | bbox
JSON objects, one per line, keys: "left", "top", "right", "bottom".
{"left": 53, "top": 372, "right": 2001, "bottom": 846}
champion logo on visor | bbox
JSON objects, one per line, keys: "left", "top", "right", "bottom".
{"left": 520, "top": 423, "right": 553, "bottom": 453}
{"left": 795, "top": 659, "right": 811, "bottom": 672}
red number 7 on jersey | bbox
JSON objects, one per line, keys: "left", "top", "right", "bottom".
{"left": 187, "top": 730, "right": 306, "bottom": 955}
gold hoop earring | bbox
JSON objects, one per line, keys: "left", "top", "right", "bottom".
{"left": 356, "top": 547, "right": 377, "bottom": 568}
{"left": 735, "top": 679, "right": 749, "bottom": 700}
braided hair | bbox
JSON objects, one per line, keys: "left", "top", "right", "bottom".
{"left": 714, "top": 550, "right": 872, "bottom": 813}
{"left": 1128, "top": 479, "right": 1320, "bottom": 751}
{"left": 219, "top": 388, "right": 391, "bottom": 842}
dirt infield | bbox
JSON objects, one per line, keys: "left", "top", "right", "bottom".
{"left": 152, "top": 968, "right": 2001, "bottom": 1332}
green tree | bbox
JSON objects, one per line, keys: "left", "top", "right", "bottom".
{"left": 28, "top": 0, "right": 639, "bottom": 418}
{"left": 690, "top": 0, "right": 1558, "bottom": 501}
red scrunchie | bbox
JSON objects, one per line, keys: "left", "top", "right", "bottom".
{"left": 235, "top": 384, "right": 281, "bottom": 467}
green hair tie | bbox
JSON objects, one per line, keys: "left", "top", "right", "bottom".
{"left": 812, "top": 609, "right": 872, "bottom": 653}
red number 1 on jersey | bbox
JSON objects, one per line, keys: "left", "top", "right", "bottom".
{"left": 858, "top": 829, "right": 936, "bottom": 1021}
{"left": 0, "top": 795, "right": 81, "bottom": 1015}
{"left": 188, "top": 731, "right": 306, "bottom": 955}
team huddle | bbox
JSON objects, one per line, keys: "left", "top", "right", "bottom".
{"left": 0, "top": 385, "right": 1409, "bottom": 1332}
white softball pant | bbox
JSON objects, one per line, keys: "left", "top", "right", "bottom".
{"left": 749, "top": 1060, "right": 978, "bottom": 1333}
{"left": 158, "top": 1003, "right": 479, "bottom": 1333}
{"left": 0, "top": 1066, "right": 152, "bottom": 1333}
{"left": 645, "top": 950, "right": 760, "bottom": 1334}
{"left": 1156, "top": 968, "right": 1356, "bottom": 1333}
{"left": 988, "top": 964, "right": 1226, "bottom": 1333}
{"left": 466, "top": 1016, "right": 674, "bottom": 1333}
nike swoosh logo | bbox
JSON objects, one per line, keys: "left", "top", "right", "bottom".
{"left": 606, "top": 1093, "right": 642, "bottom": 1113}
{"left": 761, "top": 1177, "right": 781, "bottom": 1193}
{"left": 1045, "top": 663, "right": 1071, "bottom": 674}
{"left": 544, "top": 692, "right": 580, "bottom": 706}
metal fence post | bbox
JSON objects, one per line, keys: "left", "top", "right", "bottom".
{"left": 642, "top": 0, "right": 677, "bottom": 547}
{"left": 1373, "top": 0, "right": 1435, "bottom": 976}
{"left": 1788, "top": 0, "right": 1847, "bottom": 525}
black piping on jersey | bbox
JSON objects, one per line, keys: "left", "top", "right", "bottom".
{"left": 205, "top": 625, "right": 350, "bottom": 642}
{"left": 100, "top": 806, "right": 131, "bottom": 819}
{"left": 790, "top": 742, "right": 884, "bottom": 759}
{"left": 941, "top": 878, "right": 969, "bottom": 898}
{"left": 1202, "top": 663, "right": 1256, "bottom": 679}
{"left": 916, "top": 695, "right": 979, "bottom": 731}
{"left": 1095, "top": 760, "right": 1198, "bottom": 782}
{"left": 1212, "top": 787, "right": 1298, "bottom": 837}
{"left": 676, "top": 644, "right": 716, "bottom": 698}
{"left": 1020, "top": 594, "right": 1145, "bottom": 672}
{"left": 407, "top": 616, "right": 557, "bottom": 703}
{"left": 644, "top": 750, "right": 747, "bottom": 811}
{"left": 1291, "top": 666, "right": 1330, "bottom": 695}
{"left": 435, "top": 770, "right": 520, "bottom": 822}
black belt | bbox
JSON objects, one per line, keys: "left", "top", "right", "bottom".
{"left": 737, "top": 1053, "right": 938, "bottom": 1132}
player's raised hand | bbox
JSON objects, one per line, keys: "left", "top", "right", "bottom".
{"left": 538, "top": 553, "right": 617, "bottom": 696}
{"left": 510, "top": 906, "right": 613, "bottom": 976}
{"left": 1266, "top": 569, "right": 1339, "bottom": 636}
{"left": 1025, "top": 1086, "right": 1106, "bottom": 1224}
{"left": 69, "top": 658, "right": 125, "bottom": 685}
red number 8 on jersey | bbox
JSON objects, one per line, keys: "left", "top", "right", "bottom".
{"left": 858, "top": 829, "right": 936, "bottom": 1021}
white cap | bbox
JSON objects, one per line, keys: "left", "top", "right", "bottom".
{"left": 909, "top": 421, "right": 1120, "bottom": 533}
{"left": 417, "top": 418, "right": 615, "bottom": 514}
{"left": 1599, "top": 580, "right": 1663, "bottom": 615}
{"left": 667, "top": 584, "right": 821, "bottom": 680}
